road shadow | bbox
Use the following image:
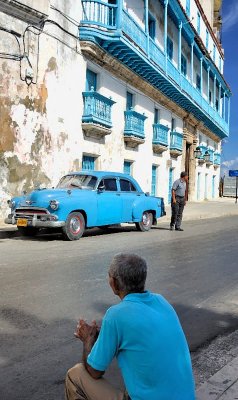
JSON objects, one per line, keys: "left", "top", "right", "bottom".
{"left": 0, "top": 302, "right": 237, "bottom": 400}
{"left": 0, "top": 225, "right": 140, "bottom": 242}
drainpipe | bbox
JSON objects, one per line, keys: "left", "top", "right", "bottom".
{"left": 116, "top": 0, "right": 123, "bottom": 31}
{"left": 223, "top": 92, "right": 226, "bottom": 120}
{"left": 164, "top": 0, "right": 168, "bottom": 74}
{"left": 228, "top": 96, "right": 230, "bottom": 127}
{"left": 200, "top": 57, "right": 203, "bottom": 95}
{"left": 213, "top": 75, "right": 216, "bottom": 109}
{"left": 190, "top": 40, "right": 194, "bottom": 84}
{"left": 207, "top": 66, "right": 210, "bottom": 101}
{"left": 145, "top": 0, "right": 149, "bottom": 56}
{"left": 218, "top": 83, "right": 221, "bottom": 115}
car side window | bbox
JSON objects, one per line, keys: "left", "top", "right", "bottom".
{"left": 120, "top": 179, "right": 137, "bottom": 192}
{"left": 101, "top": 178, "right": 117, "bottom": 191}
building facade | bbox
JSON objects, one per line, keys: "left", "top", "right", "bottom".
{"left": 0, "top": 0, "right": 231, "bottom": 218}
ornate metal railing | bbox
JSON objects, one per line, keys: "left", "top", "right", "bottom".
{"left": 81, "top": 0, "right": 117, "bottom": 28}
{"left": 153, "top": 123, "right": 169, "bottom": 146}
{"left": 124, "top": 110, "right": 147, "bottom": 139}
{"left": 82, "top": 89, "right": 115, "bottom": 127}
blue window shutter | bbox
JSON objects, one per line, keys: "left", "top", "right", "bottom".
{"left": 197, "top": 12, "right": 200, "bottom": 34}
{"left": 167, "top": 37, "right": 173, "bottom": 61}
{"left": 181, "top": 54, "right": 187, "bottom": 76}
{"left": 186, "top": 0, "right": 190, "bottom": 16}
{"left": 206, "top": 30, "right": 209, "bottom": 48}
{"left": 151, "top": 165, "right": 157, "bottom": 196}
{"left": 124, "top": 161, "right": 131, "bottom": 175}
{"left": 126, "top": 92, "right": 133, "bottom": 110}
{"left": 148, "top": 13, "right": 156, "bottom": 39}
{"left": 86, "top": 69, "right": 97, "bottom": 91}
{"left": 82, "top": 155, "right": 95, "bottom": 170}
{"left": 154, "top": 108, "right": 159, "bottom": 124}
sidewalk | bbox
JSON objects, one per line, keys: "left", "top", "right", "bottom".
{"left": 196, "top": 354, "right": 238, "bottom": 399}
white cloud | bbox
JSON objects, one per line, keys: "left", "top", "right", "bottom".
{"left": 222, "top": 157, "right": 238, "bottom": 168}
{"left": 222, "top": 1, "right": 238, "bottom": 32}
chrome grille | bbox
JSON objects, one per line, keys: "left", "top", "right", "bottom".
{"left": 15, "top": 208, "right": 48, "bottom": 221}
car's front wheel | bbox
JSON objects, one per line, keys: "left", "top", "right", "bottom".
{"left": 62, "top": 212, "right": 85, "bottom": 241}
{"left": 135, "top": 211, "right": 153, "bottom": 232}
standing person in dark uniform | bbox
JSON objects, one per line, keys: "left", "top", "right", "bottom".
{"left": 170, "top": 171, "right": 188, "bottom": 231}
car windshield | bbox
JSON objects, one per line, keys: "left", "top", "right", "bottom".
{"left": 57, "top": 175, "right": 97, "bottom": 190}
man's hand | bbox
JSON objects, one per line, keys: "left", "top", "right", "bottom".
{"left": 74, "top": 319, "right": 99, "bottom": 344}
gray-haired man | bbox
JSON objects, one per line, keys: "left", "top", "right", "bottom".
{"left": 65, "top": 253, "right": 195, "bottom": 400}
{"left": 170, "top": 171, "right": 188, "bottom": 231}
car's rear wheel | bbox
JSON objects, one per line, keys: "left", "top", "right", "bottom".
{"left": 17, "top": 227, "right": 38, "bottom": 236}
{"left": 62, "top": 212, "right": 85, "bottom": 241}
{"left": 135, "top": 211, "right": 153, "bottom": 232}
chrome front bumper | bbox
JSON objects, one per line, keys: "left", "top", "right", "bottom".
{"left": 5, "top": 215, "right": 65, "bottom": 228}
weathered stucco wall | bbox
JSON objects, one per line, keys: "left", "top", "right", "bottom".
{"left": 0, "top": 0, "right": 84, "bottom": 217}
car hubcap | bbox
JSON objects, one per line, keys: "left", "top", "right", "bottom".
{"left": 142, "top": 213, "right": 150, "bottom": 226}
{"left": 70, "top": 217, "right": 81, "bottom": 234}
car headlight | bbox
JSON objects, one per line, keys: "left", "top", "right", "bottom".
{"left": 49, "top": 200, "right": 59, "bottom": 210}
{"left": 7, "top": 200, "right": 15, "bottom": 209}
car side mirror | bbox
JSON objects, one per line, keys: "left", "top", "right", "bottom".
{"left": 98, "top": 185, "right": 105, "bottom": 193}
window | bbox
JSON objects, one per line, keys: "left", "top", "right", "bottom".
{"left": 167, "top": 37, "right": 173, "bottom": 61}
{"left": 209, "top": 90, "right": 212, "bottom": 103}
{"left": 86, "top": 69, "right": 97, "bottom": 91}
{"left": 148, "top": 12, "right": 156, "bottom": 40}
{"left": 151, "top": 165, "right": 157, "bottom": 196}
{"left": 206, "top": 29, "right": 209, "bottom": 49}
{"left": 196, "top": 74, "right": 201, "bottom": 91}
{"left": 181, "top": 54, "right": 187, "bottom": 76}
{"left": 82, "top": 155, "right": 96, "bottom": 170}
{"left": 126, "top": 91, "right": 133, "bottom": 110}
{"left": 197, "top": 12, "right": 200, "bottom": 35}
{"left": 100, "top": 178, "right": 117, "bottom": 191}
{"left": 186, "top": 0, "right": 190, "bottom": 16}
{"left": 124, "top": 160, "right": 132, "bottom": 175}
{"left": 154, "top": 108, "right": 160, "bottom": 124}
{"left": 171, "top": 118, "right": 176, "bottom": 131}
{"left": 120, "top": 179, "right": 137, "bottom": 192}
{"left": 213, "top": 44, "right": 216, "bottom": 62}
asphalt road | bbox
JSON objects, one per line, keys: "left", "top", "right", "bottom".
{"left": 0, "top": 216, "right": 238, "bottom": 400}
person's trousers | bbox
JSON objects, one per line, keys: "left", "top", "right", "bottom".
{"left": 65, "top": 363, "right": 127, "bottom": 400}
{"left": 170, "top": 196, "right": 185, "bottom": 229}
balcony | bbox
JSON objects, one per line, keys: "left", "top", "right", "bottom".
{"left": 82, "top": 90, "right": 115, "bottom": 139}
{"left": 79, "top": 0, "right": 230, "bottom": 140}
{"left": 152, "top": 123, "right": 169, "bottom": 153}
{"left": 170, "top": 131, "right": 183, "bottom": 157}
{"left": 197, "top": 146, "right": 214, "bottom": 166}
{"left": 124, "top": 110, "right": 147, "bottom": 147}
{"left": 214, "top": 153, "right": 221, "bottom": 167}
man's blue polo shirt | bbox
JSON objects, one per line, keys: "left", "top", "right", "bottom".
{"left": 87, "top": 291, "right": 195, "bottom": 400}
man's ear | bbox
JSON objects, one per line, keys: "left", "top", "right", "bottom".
{"left": 111, "top": 277, "right": 120, "bottom": 295}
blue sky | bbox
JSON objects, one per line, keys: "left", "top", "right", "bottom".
{"left": 221, "top": 0, "right": 238, "bottom": 175}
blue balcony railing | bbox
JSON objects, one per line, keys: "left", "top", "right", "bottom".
{"left": 214, "top": 153, "right": 221, "bottom": 165}
{"left": 79, "top": 1, "right": 230, "bottom": 139}
{"left": 198, "top": 146, "right": 215, "bottom": 163}
{"left": 82, "top": 90, "right": 115, "bottom": 128}
{"left": 153, "top": 123, "right": 169, "bottom": 146}
{"left": 124, "top": 110, "right": 147, "bottom": 139}
{"left": 170, "top": 131, "right": 183, "bottom": 152}
{"left": 207, "top": 149, "right": 214, "bottom": 163}
{"left": 81, "top": 0, "right": 117, "bottom": 28}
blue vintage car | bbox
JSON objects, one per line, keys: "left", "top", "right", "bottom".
{"left": 5, "top": 171, "right": 166, "bottom": 240}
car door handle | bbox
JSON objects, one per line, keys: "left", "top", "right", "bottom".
{"left": 116, "top": 193, "right": 121, "bottom": 196}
